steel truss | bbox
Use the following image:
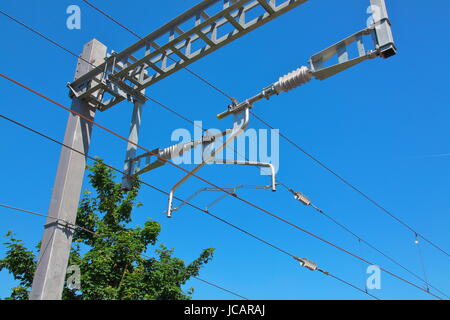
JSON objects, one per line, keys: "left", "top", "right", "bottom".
{"left": 69, "top": 0, "right": 308, "bottom": 110}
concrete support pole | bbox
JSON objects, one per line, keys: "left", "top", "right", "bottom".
{"left": 30, "top": 39, "right": 107, "bottom": 300}
{"left": 122, "top": 98, "right": 145, "bottom": 191}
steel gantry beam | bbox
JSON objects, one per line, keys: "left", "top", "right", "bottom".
{"left": 120, "top": 0, "right": 396, "bottom": 207}
{"left": 68, "top": 0, "right": 309, "bottom": 111}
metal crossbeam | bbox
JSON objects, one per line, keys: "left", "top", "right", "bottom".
{"left": 69, "top": 0, "right": 309, "bottom": 111}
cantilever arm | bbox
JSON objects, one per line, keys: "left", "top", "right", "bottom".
{"left": 166, "top": 107, "right": 250, "bottom": 218}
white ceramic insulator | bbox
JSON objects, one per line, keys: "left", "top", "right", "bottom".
{"left": 158, "top": 142, "right": 194, "bottom": 160}
{"left": 273, "top": 66, "right": 312, "bottom": 93}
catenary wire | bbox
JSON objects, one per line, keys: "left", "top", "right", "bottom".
{"left": 251, "top": 111, "right": 450, "bottom": 258}
{"left": 0, "top": 113, "right": 295, "bottom": 260}
{"left": 0, "top": 9, "right": 246, "bottom": 175}
{"left": 0, "top": 115, "right": 377, "bottom": 300}
{"left": 293, "top": 195, "right": 449, "bottom": 299}
{"left": 0, "top": 10, "right": 94, "bottom": 68}
{"left": 277, "top": 183, "right": 449, "bottom": 299}
{"left": 0, "top": 73, "right": 443, "bottom": 300}
{"left": 0, "top": 113, "right": 435, "bottom": 300}
{"left": 0, "top": 8, "right": 445, "bottom": 300}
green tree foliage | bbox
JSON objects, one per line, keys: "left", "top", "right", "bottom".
{"left": 0, "top": 160, "right": 214, "bottom": 300}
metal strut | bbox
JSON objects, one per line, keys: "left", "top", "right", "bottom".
{"left": 171, "top": 184, "right": 275, "bottom": 213}
{"left": 121, "top": 103, "right": 276, "bottom": 217}
{"left": 167, "top": 106, "right": 257, "bottom": 218}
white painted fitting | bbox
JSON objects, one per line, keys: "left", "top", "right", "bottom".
{"left": 273, "top": 66, "right": 312, "bottom": 93}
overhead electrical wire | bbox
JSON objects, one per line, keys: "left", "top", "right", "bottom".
{"left": 250, "top": 112, "right": 450, "bottom": 258}
{"left": 415, "top": 234, "right": 431, "bottom": 293}
{"left": 282, "top": 185, "right": 449, "bottom": 299}
{"left": 3, "top": 6, "right": 447, "bottom": 263}
{"left": 0, "top": 15, "right": 444, "bottom": 297}
{"left": 0, "top": 203, "right": 249, "bottom": 300}
{"left": 0, "top": 10, "right": 88, "bottom": 65}
{"left": 0, "top": 114, "right": 294, "bottom": 260}
{"left": 0, "top": 7, "right": 446, "bottom": 299}
{"left": 74, "top": 0, "right": 450, "bottom": 259}
{"left": 0, "top": 107, "right": 440, "bottom": 300}
{"left": 0, "top": 114, "right": 378, "bottom": 300}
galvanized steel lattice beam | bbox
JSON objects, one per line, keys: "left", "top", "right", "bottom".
{"left": 69, "top": 0, "right": 309, "bottom": 110}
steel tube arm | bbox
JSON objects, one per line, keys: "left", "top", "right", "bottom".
{"left": 208, "top": 159, "right": 277, "bottom": 192}
{"left": 167, "top": 108, "right": 250, "bottom": 217}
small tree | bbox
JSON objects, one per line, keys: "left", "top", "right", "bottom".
{"left": 0, "top": 160, "right": 214, "bottom": 300}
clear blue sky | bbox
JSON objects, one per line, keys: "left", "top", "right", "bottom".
{"left": 0, "top": 0, "right": 449, "bottom": 300}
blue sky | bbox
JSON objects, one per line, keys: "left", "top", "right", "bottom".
{"left": 0, "top": 0, "right": 449, "bottom": 300}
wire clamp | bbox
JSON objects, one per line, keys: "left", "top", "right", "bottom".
{"left": 294, "top": 256, "right": 318, "bottom": 271}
